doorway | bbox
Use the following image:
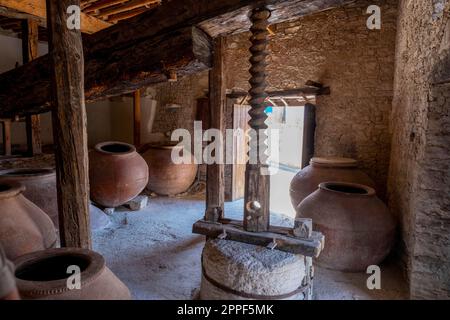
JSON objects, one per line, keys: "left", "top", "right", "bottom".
{"left": 230, "top": 100, "right": 316, "bottom": 217}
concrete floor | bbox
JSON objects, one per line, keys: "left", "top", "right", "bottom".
{"left": 92, "top": 194, "right": 408, "bottom": 300}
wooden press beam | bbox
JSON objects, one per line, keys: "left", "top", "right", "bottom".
{"left": 47, "top": 0, "right": 91, "bottom": 248}
{"left": 205, "top": 36, "right": 226, "bottom": 222}
{"left": 133, "top": 89, "right": 141, "bottom": 148}
{"left": 22, "top": 19, "right": 42, "bottom": 156}
{"left": 0, "top": 0, "right": 349, "bottom": 117}
{"left": 192, "top": 218, "right": 324, "bottom": 257}
{"left": 0, "top": 26, "right": 212, "bottom": 117}
{"left": 0, "top": 0, "right": 112, "bottom": 33}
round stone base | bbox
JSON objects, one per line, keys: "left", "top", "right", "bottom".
{"left": 200, "top": 239, "right": 312, "bottom": 300}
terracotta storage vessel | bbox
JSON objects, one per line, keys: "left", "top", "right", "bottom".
{"left": 290, "top": 157, "right": 375, "bottom": 209}
{"left": 0, "top": 182, "right": 57, "bottom": 260}
{"left": 14, "top": 248, "right": 131, "bottom": 300}
{"left": 89, "top": 142, "right": 149, "bottom": 208}
{"left": 296, "top": 182, "right": 396, "bottom": 271}
{"left": 0, "top": 168, "right": 58, "bottom": 227}
{"left": 142, "top": 144, "right": 198, "bottom": 196}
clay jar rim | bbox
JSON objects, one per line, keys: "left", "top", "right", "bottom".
{"left": 95, "top": 141, "right": 136, "bottom": 156}
{"left": 310, "top": 157, "right": 358, "bottom": 168}
{"left": 319, "top": 181, "right": 376, "bottom": 197}
{"left": 0, "top": 168, "right": 56, "bottom": 180}
{"left": 14, "top": 248, "right": 105, "bottom": 295}
{"left": 0, "top": 182, "right": 26, "bottom": 199}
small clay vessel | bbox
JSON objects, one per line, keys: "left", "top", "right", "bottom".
{"left": 290, "top": 157, "right": 375, "bottom": 209}
{"left": 89, "top": 142, "right": 149, "bottom": 208}
{"left": 142, "top": 144, "right": 198, "bottom": 196}
{"left": 0, "top": 168, "right": 58, "bottom": 227}
{"left": 0, "top": 182, "right": 57, "bottom": 260}
{"left": 14, "top": 248, "right": 131, "bottom": 300}
{"left": 296, "top": 182, "right": 396, "bottom": 271}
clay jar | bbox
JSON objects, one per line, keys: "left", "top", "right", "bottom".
{"left": 142, "top": 144, "right": 198, "bottom": 196}
{"left": 14, "top": 248, "right": 131, "bottom": 300}
{"left": 296, "top": 182, "right": 396, "bottom": 271}
{"left": 290, "top": 157, "right": 375, "bottom": 209}
{"left": 89, "top": 142, "right": 149, "bottom": 208}
{"left": 0, "top": 182, "right": 57, "bottom": 260}
{"left": 0, "top": 168, "right": 58, "bottom": 227}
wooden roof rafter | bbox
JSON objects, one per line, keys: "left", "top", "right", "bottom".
{"left": 0, "top": 0, "right": 113, "bottom": 33}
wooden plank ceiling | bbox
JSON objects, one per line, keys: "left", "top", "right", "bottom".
{"left": 0, "top": 0, "right": 161, "bottom": 39}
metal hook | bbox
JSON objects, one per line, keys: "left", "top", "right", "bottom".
{"left": 267, "top": 238, "right": 277, "bottom": 250}
{"left": 217, "top": 229, "right": 227, "bottom": 240}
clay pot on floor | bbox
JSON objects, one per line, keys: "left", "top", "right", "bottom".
{"left": 89, "top": 142, "right": 149, "bottom": 208}
{"left": 0, "top": 182, "right": 57, "bottom": 260}
{"left": 290, "top": 157, "right": 375, "bottom": 210}
{"left": 0, "top": 168, "right": 58, "bottom": 227}
{"left": 142, "top": 144, "right": 198, "bottom": 196}
{"left": 14, "top": 248, "right": 131, "bottom": 300}
{"left": 296, "top": 182, "right": 396, "bottom": 272}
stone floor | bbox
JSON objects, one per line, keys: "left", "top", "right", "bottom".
{"left": 92, "top": 194, "right": 408, "bottom": 300}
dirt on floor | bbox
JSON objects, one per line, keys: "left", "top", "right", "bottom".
{"left": 92, "top": 194, "right": 408, "bottom": 300}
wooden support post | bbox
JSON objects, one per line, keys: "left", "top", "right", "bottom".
{"left": 205, "top": 36, "right": 225, "bottom": 222}
{"left": 22, "top": 19, "right": 42, "bottom": 156}
{"left": 2, "top": 120, "right": 11, "bottom": 156}
{"left": 301, "top": 103, "right": 316, "bottom": 169}
{"left": 46, "top": 0, "right": 91, "bottom": 248}
{"left": 133, "top": 90, "right": 141, "bottom": 148}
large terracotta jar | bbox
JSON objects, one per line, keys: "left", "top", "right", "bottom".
{"left": 0, "top": 168, "right": 58, "bottom": 227}
{"left": 296, "top": 182, "right": 396, "bottom": 272}
{"left": 290, "top": 157, "right": 375, "bottom": 209}
{"left": 14, "top": 248, "right": 131, "bottom": 300}
{"left": 89, "top": 142, "right": 149, "bottom": 208}
{"left": 0, "top": 182, "right": 57, "bottom": 260}
{"left": 142, "top": 144, "right": 198, "bottom": 196}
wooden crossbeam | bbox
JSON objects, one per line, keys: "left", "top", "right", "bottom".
{"left": 0, "top": 0, "right": 347, "bottom": 117}
{"left": 227, "top": 85, "right": 331, "bottom": 99}
{"left": 193, "top": 218, "right": 324, "bottom": 257}
{"left": 0, "top": 0, "right": 112, "bottom": 33}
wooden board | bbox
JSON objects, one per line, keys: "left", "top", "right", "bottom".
{"left": 231, "top": 104, "right": 250, "bottom": 201}
{"left": 192, "top": 218, "right": 324, "bottom": 257}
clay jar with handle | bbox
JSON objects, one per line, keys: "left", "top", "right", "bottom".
{"left": 0, "top": 182, "right": 57, "bottom": 260}
{"left": 290, "top": 157, "right": 375, "bottom": 210}
{"left": 0, "top": 168, "right": 58, "bottom": 228}
{"left": 296, "top": 182, "right": 396, "bottom": 272}
{"left": 142, "top": 144, "right": 198, "bottom": 196}
{"left": 14, "top": 248, "right": 131, "bottom": 300}
{"left": 89, "top": 141, "right": 149, "bottom": 208}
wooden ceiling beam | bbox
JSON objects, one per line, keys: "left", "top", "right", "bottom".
{"left": 97, "top": 0, "right": 159, "bottom": 18}
{"left": 0, "top": 26, "right": 212, "bottom": 116}
{"left": 0, "top": 5, "right": 46, "bottom": 27}
{"left": 84, "top": 0, "right": 128, "bottom": 13}
{"left": 0, "top": 0, "right": 112, "bottom": 33}
{"left": 107, "top": 5, "right": 155, "bottom": 23}
{"left": 0, "top": 0, "right": 351, "bottom": 117}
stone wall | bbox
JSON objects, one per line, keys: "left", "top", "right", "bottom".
{"left": 149, "top": 0, "right": 398, "bottom": 197}
{"left": 223, "top": 0, "right": 398, "bottom": 197}
{"left": 388, "top": 0, "right": 450, "bottom": 299}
